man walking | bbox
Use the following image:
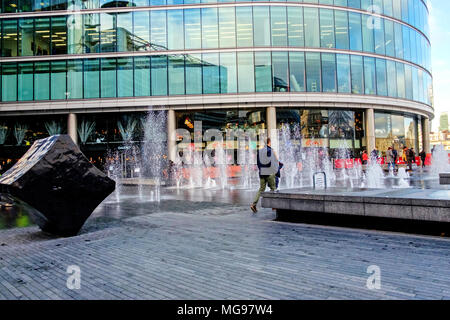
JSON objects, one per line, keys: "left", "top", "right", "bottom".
{"left": 250, "top": 138, "right": 278, "bottom": 213}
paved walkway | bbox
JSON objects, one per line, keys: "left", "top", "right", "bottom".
{"left": 1, "top": 200, "right": 450, "bottom": 300}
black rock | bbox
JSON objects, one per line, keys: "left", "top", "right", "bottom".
{"left": 0, "top": 135, "right": 115, "bottom": 236}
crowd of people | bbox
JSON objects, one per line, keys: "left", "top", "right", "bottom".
{"left": 366, "top": 146, "right": 427, "bottom": 171}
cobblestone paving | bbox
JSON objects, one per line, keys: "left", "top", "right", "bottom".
{"left": 1, "top": 199, "right": 450, "bottom": 300}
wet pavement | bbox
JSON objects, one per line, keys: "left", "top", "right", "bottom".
{"left": 0, "top": 190, "right": 450, "bottom": 299}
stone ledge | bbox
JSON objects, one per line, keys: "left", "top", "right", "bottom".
{"left": 262, "top": 188, "right": 450, "bottom": 223}
{"left": 440, "top": 173, "right": 450, "bottom": 185}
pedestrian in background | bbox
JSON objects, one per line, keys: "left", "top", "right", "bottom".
{"left": 419, "top": 150, "right": 426, "bottom": 168}
{"left": 386, "top": 147, "right": 394, "bottom": 171}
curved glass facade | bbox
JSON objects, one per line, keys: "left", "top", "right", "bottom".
{"left": 0, "top": 1, "right": 433, "bottom": 105}
{"left": 0, "top": 4, "right": 432, "bottom": 70}
{"left": 0, "top": 0, "right": 431, "bottom": 37}
{"left": 0, "top": 52, "right": 433, "bottom": 104}
{"left": 0, "top": 0, "right": 433, "bottom": 166}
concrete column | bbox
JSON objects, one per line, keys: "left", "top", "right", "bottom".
{"left": 167, "top": 109, "right": 176, "bottom": 162}
{"left": 365, "top": 108, "right": 376, "bottom": 153}
{"left": 422, "top": 117, "right": 431, "bottom": 154}
{"left": 266, "top": 106, "right": 278, "bottom": 153}
{"left": 67, "top": 113, "right": 78, "bottom": 145}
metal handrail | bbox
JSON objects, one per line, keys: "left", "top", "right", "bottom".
{"left": 313, "top": 171, "right": 327, "bottom": 189}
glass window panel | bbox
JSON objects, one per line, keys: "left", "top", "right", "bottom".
{"left": 35, "top": 62, "right": 50, "bottom": 100}
{"left": 134, "top": 57, "right": 151, "bottom": 97}
{"left": 375, "top": 58, "right": 387, "bottom": 96}
{"left": 289, "top": 52, "right": 305, "bottom": 92}
{"left": 168, "top": 10, "right": 184, "bottom": 50}
{"left": 306, "top": 52, "right": 321, "bottom": 92}
{"left": 287, "top": 7, "right": 304, "bottom": 47}
{"left": 151, "top": 55, "right": 168, "bottom": 95}
{"left": 348, "top": 12, "right": 362, "bottom": 51}
{"left": 202, "top": 8, "right": 219, "bottom": 49}
{"left": 118, "top": 57, "right": 133, "bottom": 97}
{"left": 101, "top": 58, "right": 116, "bottom": 98}
{"left": 67, "top": 14, "right": 83, "bottom": 54}
{"left": 3, "top": 0, "right": 18, "bottom": 13}
{"left": 80, "top": 0, "right": 100, "bottom": 9}
{"left": 271, "top": 6, "right": 288, "bottom": 47}
{"left": 168, "top": 55, "right": 185, "bottom": 95}
{"left": 83, "top": 14, "right": 100, "bottom": 54}
{"left": 202, "top": 53, "right": 220, "bottom": 94}
{"left": 51, "top": 16, "right": 67, "bottom": 55}
{"left": 35, "top": 18, "right": 50, "bottom": 56}
{"left": 51, "top": 61, "right": 67, "bottom": 100}
{"left": 391, "top": 114, "right": 405, "bottom": 144}
{"left": 34, "top": 0, "right": 50, "bottom": 11}
{"left": 396, "top": 62, "right": 405, "bottom": 98}
{"left": 18, "top": 62, "right": 33, "bottom": 101}
{"left": 237, "top": 52, "right": 255, "bottom": 93}
{"left": 336, "top": 54, "right": 351, "bottom": 93}
{"left": 361, "top": 14, "right": 374, "bottom": 52}
{"left": 348, "top": 0, "right": 361, "bottom": 9}
{"left": 151, "top": 10, "right": 167, "bottom": 49}
{"left": 412, "top": 67, "right": 418, "bottom": 102}
{"left": 335, "top": 10, "right": 349, "bottom": 50}
{"left": 394, "top": 22, "right": 403, "bottom": 58}
{"left": 402, "top": 25, "right": 410, "bottom": 61}
{"left": 404, "top": 64, "right": 413, "bottom": 100}
{"left": 364, "top": 56, "right": 376, "bottom": 95}
{"left": 84, "top": 59, "right": 100, "bottom": 99}
{"left": 19, "top": 18, "right": 34, "bottom": 57}
{"left": 219, "top": 7, "right": 236, "bottom": 48}
{"left": 375, "top": 112, "right": 391, "bottom": 140}
{"left": 253, "top": 6, "right": 271, "bottom": 47}
{"left": 304, "top": 8, "right": 320, "bottom": 47}
{"left": 272, "top": 52, "right": 289, "bottom": 92}
{"left": 386, "top": 60, "right": 397, "bottom": 97}
{"left": 384, "top": 20, "right": 394, "bottom": 57}
{"left": 236, "top": 7, "right": 253, "bottom": 48}
{"left": 100, "top": 13, "right": 116, "bottom": 52}
{"left": 383, "top": 0, "right": 393, "bottom": 16}
{"left": 321, "top": 53, "right": 336, "bottom": 92}
{"left": 185, "top": 54, "right": 203, "bottom": 95}
{"left": 329, "top": 110, "right": 355, "bottom": 140}
{"left": 320, "top": 9, "right": 335, "bottom": 49}
{"left": 2, "top": 20, "right": 18, "bottom": 57}
{"left": 350, "top": 55, "right": 364, "bottom": 94}
{"left": 67, "top": 60, "right": 83, "bottom": 99}
{"left": 185, "top": 9, "right": 201, "bottom": 50}
{"left": 133, "top": 11, "right": 151, "bottom": 52}
{"left": 374, "top": 16, "right": 385, "bottom": 55}
{"left": 1, "top": 63, "right": 17, "bottom": 101}
{"left": 219, "top": 52, "right": 237, "bottom": 93}
{"left": 117, "top": 12, "right": 133, "bottom": 52}
{"left": 255, "top": 52, "right": 272, "bottom": 93}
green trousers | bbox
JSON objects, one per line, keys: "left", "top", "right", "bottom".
{"left": 252, "top": 174, "right": 276, "bottom": 206}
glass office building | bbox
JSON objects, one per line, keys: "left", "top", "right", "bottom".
{"left": 0, "top": 0, "right": 433, "bottom": 166}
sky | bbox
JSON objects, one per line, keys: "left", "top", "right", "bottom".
{"left": 429, "top": 0, "right": 450, "bottom": 131}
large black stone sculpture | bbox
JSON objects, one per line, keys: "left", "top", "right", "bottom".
{"left": 0, "top": 135, "right": 115, "bottom": 236}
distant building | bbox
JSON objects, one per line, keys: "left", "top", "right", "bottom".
{"left": 430, "top": 130, "right": 450, "bottom": 151}
{"left": 440, "top": 112, "right": 449, "bottom": 132}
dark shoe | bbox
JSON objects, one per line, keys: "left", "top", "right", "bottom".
{"left": 250, "top": 205, "right": 258, "bottom": 213}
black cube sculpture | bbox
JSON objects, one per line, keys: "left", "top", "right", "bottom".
{"left": 0, "top": 135, "right": 115, "bottom": 236}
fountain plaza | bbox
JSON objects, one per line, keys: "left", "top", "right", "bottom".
{"left": 0, "top": 110, "right": 450, "bottom": 300}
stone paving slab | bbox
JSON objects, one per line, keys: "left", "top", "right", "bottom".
{"left": 0, "top": 201, "right": 450, "bottom": 300}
